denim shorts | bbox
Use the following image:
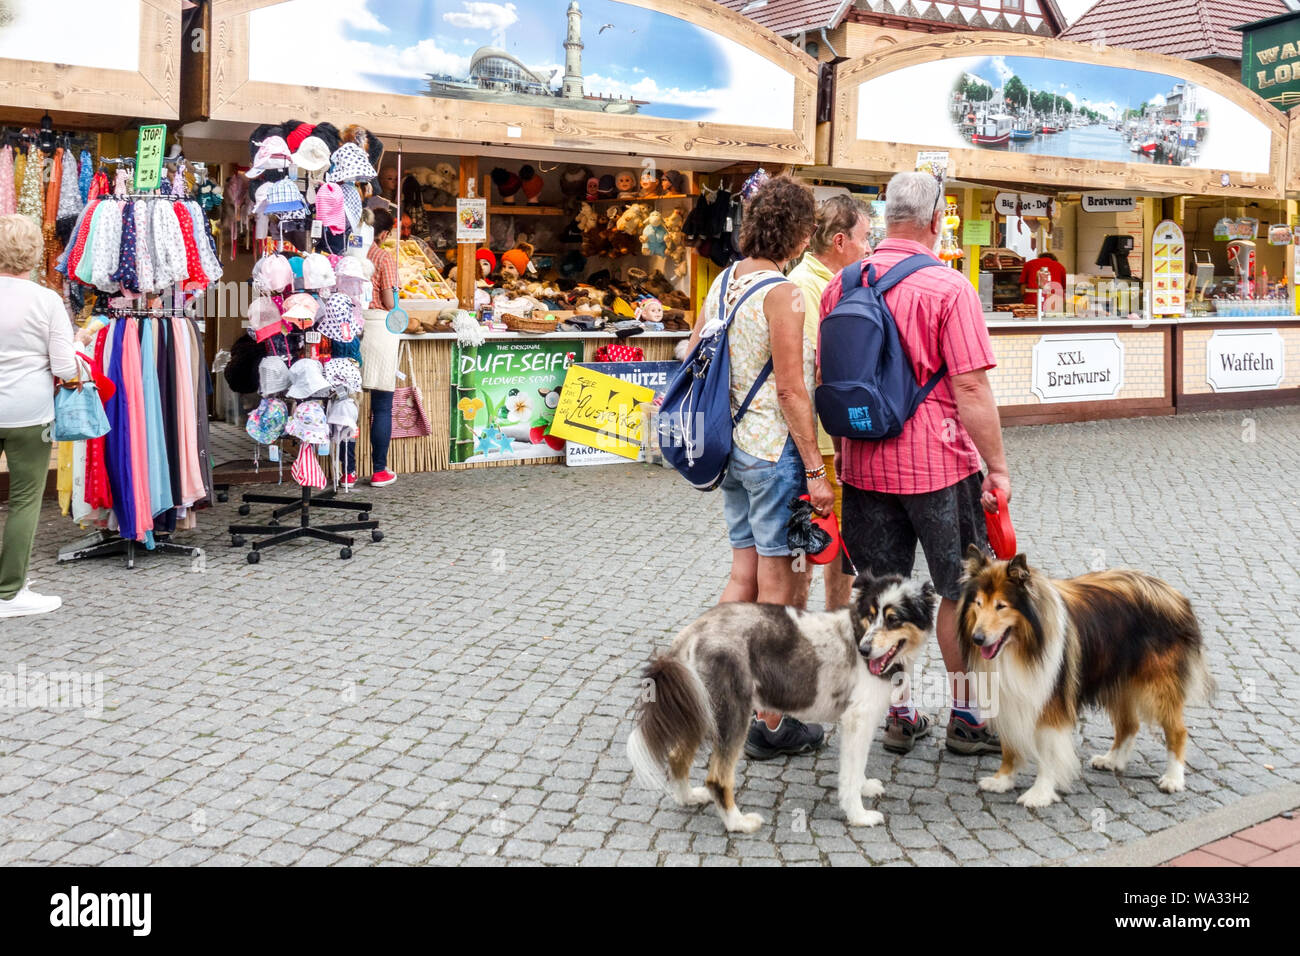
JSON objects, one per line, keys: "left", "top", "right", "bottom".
{"left": 720, "top": 435, "right": 808, "bottom": 557}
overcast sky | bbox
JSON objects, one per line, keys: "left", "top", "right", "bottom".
{"left": 1058, "top": 0, "right": 1095, "bottom": 25}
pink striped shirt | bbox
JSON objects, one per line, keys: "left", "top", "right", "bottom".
{"left": 819, "top": 238, "right": 996, "bottom": 495}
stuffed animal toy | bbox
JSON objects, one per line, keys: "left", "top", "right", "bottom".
{"left": 519, "top": 165, "right": 544, "bottom": 204}
{"left": 663, "top": 207, "right": 686, "bottom": 266}
{"left": 660, "top": 169, "right": 687, "bottom": 196}
{"left": 585, "top": 177, "right": 600, "bottom": 202}
{"left": 640, "top": 168, "right": 660, "bottom": 198}
{"left": 491, "top": 167, "right": 523, "bottom": 203}
{"left": 616, "top": 203, "right": 649, "bottom": 236}
{"left": 597, "top": 174, "right": 617, "bottom": 200}
{"left": 576, "top": 202, "right": 598, "bottom": 232}
{"left": 640, "top": 210, "right": 667, "bottom": 256}
{"left": 615, "top": 170, "right": 638, "bottom": 199}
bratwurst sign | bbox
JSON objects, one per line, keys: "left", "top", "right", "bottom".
{"left": 1031, "top": 334, "right": 1125, "bottom": 403}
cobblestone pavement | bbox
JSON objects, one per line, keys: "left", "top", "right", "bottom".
{"left": 1, "top": 407, "right": 1297, "bottom": 866}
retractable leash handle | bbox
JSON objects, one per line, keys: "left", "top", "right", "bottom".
{"left": 984, "top": 487, "right": 1017, "bottom": 560}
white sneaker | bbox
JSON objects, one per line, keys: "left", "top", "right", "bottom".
{"left": 0, "top": 588, "right": 63, "bottom": 618}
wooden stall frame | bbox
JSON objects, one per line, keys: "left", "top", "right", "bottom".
{"left": 830, "top": 32, "right": 1289, "bottom": 200}
{"left": 0, "top": 0, "right": 182, "bottom": 126}
{"left": 206, "top": 0, "right": 818, "bottom": 165}
{"left": 991, "top": 323, "right": 1176, "bottom": 427}
{"left": 1174, "top": 319, "right": 1300, "bottom": 413}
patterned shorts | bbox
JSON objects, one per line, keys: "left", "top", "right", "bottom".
{"left": 840, "top": 472, "right": 988, "bottom": 600}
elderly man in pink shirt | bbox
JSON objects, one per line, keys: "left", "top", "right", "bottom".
{"left": 819, "top": 171, "right": 1012, "bottom": 757}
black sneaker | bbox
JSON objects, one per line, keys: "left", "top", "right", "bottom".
{"left": 882, "top": 711, "right": 933, "bottom": 754}
{"left": 743, "top": 716, "right": 826, "bottom": 761}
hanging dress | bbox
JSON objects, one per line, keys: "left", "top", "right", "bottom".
{"left": 103, "top": 318, "right": 138, "bottom": 538}
{"left": 0, "top": 145, "right": 14, "bottom": 215}
{"left": 137, "top": 317, "right": 174, "bottom": 521}
{"left": 85, "top": 325, "right": 114, "bottom": 513}
{"left": 119, "top": 317, "right": 154, "bottom": 544}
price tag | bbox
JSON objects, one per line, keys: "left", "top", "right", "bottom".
{"left": 305, "top": 331, "right": 321, "bottom": 344}
{"left": 316, "top": 443, "right": 331, "bottom": 456}
{"left": 133, "top": 125, "right": 167, "bottom": 192}
{"left": 311, "top": 220, "right": 323, "bottom": 238}
{"left": 268, "top": 445, "right": 281, "bottom": 463}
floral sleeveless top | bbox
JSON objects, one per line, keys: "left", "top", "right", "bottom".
{"left": 700, "top": 267, "right": 815, "bottom": 463}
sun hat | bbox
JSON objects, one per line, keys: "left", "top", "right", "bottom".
{"left": 281, "top": 292, "right": 321, "bottom": 328}
{"left": 314, "top": 182, "right": 347, "bottom": 234}
{"left": 340, "top": 182, "right": 363, "bottom": 229}
{"left": 327, "top": 397, "right": 360, "bottom": 440}
{"left": 292, "top": 134, "right": 331, "bottom": 172}
{"left": 290, "top": 442, "right": 327, "bottom": 489}
{"left": 286, "top": 358, "right": 331, "bottom": 400}
{"left": 253, "top": 178, "right": 305, "bottom": 216}
{"left": 247, "top": 295, "right": 287, "bottom": 343}
{"left": 258, "top": 356, "right": 292, "bottom": 396}
{"left": 245, "top": 397, "right": 288, "bottom": 444}
{"left": 302, "top": 252, "right": 337, "bottom": 291}
{"left": 285, "top": 399, "right": 330, "bottom": 444}
{"left": 245, "top": 136, "right": 292, "bottom": 178}
{"left": 327, "top": 143, "right": 378, "bottom": 183}
{"left": 324, "top": 357, "right": 362, "bottom": 394}
{"left": 984, "top": 488, "right": 1017, "bottom": 560}
{"left": 317, "top": 292, "right": 359, "bottom": 342}
{"left": 252, "top": 254, "right": 294, "bottom": 294}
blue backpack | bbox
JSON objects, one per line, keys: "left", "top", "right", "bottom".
{"left": 816, "top": 253, "right": 947, "bottom": 440}
{"left": 658, "top": 266, "right": 785, "bottom": 490}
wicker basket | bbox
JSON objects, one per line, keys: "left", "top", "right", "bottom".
{"left": 501, "top": 312, "right": 558, "bottom": 334}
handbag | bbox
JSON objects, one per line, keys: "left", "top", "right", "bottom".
{"left": 52, "top": 364, "right": 111, "bottom": 442}
{"left": 388, "top": 341, "right": 431, "bottom": 439}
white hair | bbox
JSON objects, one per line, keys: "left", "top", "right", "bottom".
{"left": 884, "top": 172, "right": 943, "bottom": 229}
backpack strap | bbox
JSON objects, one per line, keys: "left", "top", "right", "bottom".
{"left": 725, "top": 274, "right": 785, "bottom": 425}
{"left": 842, "top": 259, "right": 865, "bottom": 293}
{"left": 868, "top": 253, "right": 943, "bottom": 295}
{"left": 915, "top": 364, "right": 948, "bottom": 407}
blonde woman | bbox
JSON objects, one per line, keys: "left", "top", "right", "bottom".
{"left": 0, "top": 214, "right": 78, "bottom": 617}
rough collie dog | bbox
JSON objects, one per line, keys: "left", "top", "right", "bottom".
{"left": 626, "top": 574, "right": 935, "bottom": 832}
{"left": 958, "top": 547, "right": 1214, "bottom": 807}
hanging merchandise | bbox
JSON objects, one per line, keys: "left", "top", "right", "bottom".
{"left": 0, "top": 144, "right": 14, "bottom": 215}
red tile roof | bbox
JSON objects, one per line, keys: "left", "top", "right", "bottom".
{"left": 712, "top": 0, "right": 853, "bottom": 36}
{"left": 1059, "top": 0, "right": 1290, "bottom": 60}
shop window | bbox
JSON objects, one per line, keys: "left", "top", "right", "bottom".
{"left": 1002, "top": 0, "right": 1023, "bottom": 10}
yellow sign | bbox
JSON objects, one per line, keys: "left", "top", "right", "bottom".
{"left": 962, "top": 220, "right": 992, "bottom": 246}
{"left": 549, "top": 365, "right": 654, "bottom": 460}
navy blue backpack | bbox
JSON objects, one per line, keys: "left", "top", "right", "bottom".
{"left": 658, "top": 266, "right": 784, "bottom": 490}
{"left": 816, "top": 253, "right": 947, "bottom": 440}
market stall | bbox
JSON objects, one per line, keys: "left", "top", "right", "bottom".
{"left": 189, "top": 0, "right": 818, "bottom": 473}
{"left": 807, "top": 31, "right": 1297, "bottom": 423}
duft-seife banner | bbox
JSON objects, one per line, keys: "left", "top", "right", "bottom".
{"left": 450, "top": 340, "right": 578, "bottom": 465}
{"left": 549, "top": 364, "right": 658, "bottom": 462}
{"left": 561, "top": 361, "right": 678, "bottom": 466}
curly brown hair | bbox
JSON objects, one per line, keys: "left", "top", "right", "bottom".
{"left": 738, "top": 175, "right": 815, "bottom": 263}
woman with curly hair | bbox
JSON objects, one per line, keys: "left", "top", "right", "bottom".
{"left": 684, "top": 174, "right": 834, "bottom": 760}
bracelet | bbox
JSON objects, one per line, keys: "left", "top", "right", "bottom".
{"left": 804, "top": 465, "right": 827, "bottom": 480}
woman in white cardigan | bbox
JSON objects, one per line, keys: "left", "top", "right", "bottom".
{"left": 0, "top": 215, "right": 79, "bottom": 618}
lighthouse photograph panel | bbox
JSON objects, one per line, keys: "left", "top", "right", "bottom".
{"left": 247, "top": 0, "right": 795, "bottom": 129}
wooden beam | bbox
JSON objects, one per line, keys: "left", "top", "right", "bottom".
{"left": 456, "top": 156, "right": 480, "bottom": 311}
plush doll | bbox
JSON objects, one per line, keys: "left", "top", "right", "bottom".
{"left": 576, "top": 202, "right": 598, "bottom": 233}
{"left": 635, "top": 297, "right": 664, "bottom": 324}
{"left": 561, "top": 165, "right": 591, "bottom": 202}
{"left": 640, "top": 210, "right": 667, "bottom": 256}
{"left": 585, "top": 177, "right": 600, "bottom": 202}
{"left": 660, "top": 169, "right": 687, "bottom": 196}
{"left": 491, "top": 167, "right": 522, "bottom": 203}
{"left": 616, "top": 203, "right": 649, "bottom": 236}
{"left": 615, "top": 170, "right": 638, "bottom": 199}
{"left": 640, "top": 168, "right": 660, "bottom": 198}
{"left": 663, "top": 207, "right": 686, "bottom": 266}
{"left": 519, "top": 165, "right": 544, "bottom": 204}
